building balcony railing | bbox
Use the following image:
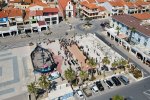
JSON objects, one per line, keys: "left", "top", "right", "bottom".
{"left": 82, "top": 11, "right": 106, "bottom": 18}
{"left": 82, "top": 7, "right": 99, "bottom": 14}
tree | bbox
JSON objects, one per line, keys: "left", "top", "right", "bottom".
{"left": 79, "top": 70, "right": 88, "bottom": 84}
{"left": 64, "top": 68, "right": 76, "bottom": 89}
{"left": 85, "top": 17, "right": 92, "bottom": 26}
{"left": 102, "top": 57, "right": 110, "bottom": 65}
{"left": 88, "top": 58, "right": 97, "bottom": 80}
{"left": 129, "top": 27, "right": 136, "bottom": 44}
{"left": 112, "top": 95, "right": 124, "bottom": 100}
{"left": 118, "top": 58, "right": 128, "bottom": 71}
{"left": 116, "top": 26, "right": 121, "bottom": 36}
{"left": 27, "top": 82, "right": 37, "bottom": 100}
{"left": 38, "top": 75, "right": 51, "bottom": 97}
{"left": 111, "top": 60, "right": 119, "bottom": 73}
{"left": 0, "top": 0, "right": 7, "bottom": 11}
{"left": 111, "top": 61, "right": 119, "bottom": 68}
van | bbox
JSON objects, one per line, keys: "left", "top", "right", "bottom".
{"left": 118, "top": 75, "right": 129, "bottom": 85}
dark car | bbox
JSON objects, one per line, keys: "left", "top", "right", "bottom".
{"left": 118, "top": 75, "right": 129, "bottom": 85}
{"left": 111, "top": 76, "right": 121, "bottom": 86}
{"left": 95, "top": 81, "right": 104, "bottom": 91}
{"left": 105, "top": 80, "right": 113, "bottom": 88}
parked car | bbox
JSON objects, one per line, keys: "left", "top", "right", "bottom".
{"left": 118, "top": 75, "right": 129, "bottom": 85}
{"left": 91, "top": 85, "right": 99, "bottom": 93}
{"left": 76, "top": 89, "right": 84, "bottom": 98}
{"left": 111, "top": 76, "right": 121, "bottom": 86}
{"left": 83, "top": 87, "right": 92, "bottom": 97}
{"left": 105, "top": 80, "right": 113, "bottom": 88}
{"left": 95, "top": 81, "right": 104, "bottom": 91}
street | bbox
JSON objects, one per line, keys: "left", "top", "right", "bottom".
{"left": 89, "top": 76, "right": 150, "bottom": 100}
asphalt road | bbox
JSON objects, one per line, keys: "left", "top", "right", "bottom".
{"left": 89, "top": 76, "right": 150, "bottom": 100}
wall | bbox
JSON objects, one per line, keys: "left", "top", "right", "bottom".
{"left": 65, "top": 1, "right": 74, "bottom": 17}
{"left": 102, "top": 2, "right": 112, "bottom": 13}
{"left": 29, "top": 6, "right": 44, "bottom": 11}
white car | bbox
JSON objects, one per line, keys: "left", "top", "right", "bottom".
{"left": 76, "top": 89, "right": 84, "bottom": 98}
{"left": 91, "top": 85, "right": 99, "bottom": 93}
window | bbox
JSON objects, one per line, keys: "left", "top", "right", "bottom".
{"left": 52, "top": 17, "right": 57, "bottom": 20}
{"left": 45, "top": 18, "right": 50, "bottom": 21}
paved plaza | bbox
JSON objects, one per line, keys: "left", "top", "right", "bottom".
{"left": 0, "top": 45, "right": 36, "bottom": 100}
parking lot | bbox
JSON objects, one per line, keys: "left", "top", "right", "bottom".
{"left": 74, "top": 73, "right": 136, "bottom": 100}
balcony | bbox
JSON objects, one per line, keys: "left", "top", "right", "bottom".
{"left": 82, "top": 7, "right": 99, "bottom": 14}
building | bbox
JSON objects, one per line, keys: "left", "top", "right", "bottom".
{"left": 0, "top": 11, "right": 9, "bottom": 37}
{"left": 79, "top": 0, "right": 109, "bottom": 19}
{"left": 8, "top": 8, "right": 23, "bottom": 35}
{"left": 124, "top": 1, "right": 150, "bottom": 14}
{"left": 102, "top": 1, "right": 125, "bottom": 15}
{"left": 58, "top": 0, "right": 76, "bottom": 18}
{"left": 109, "top": 14, "right": 150, "bottom": 65}
{"left": 43, "top": 8, "right": 59, "bottom": 25}
{"left": 124, "top": 2, "right": 138, "bottom": 14}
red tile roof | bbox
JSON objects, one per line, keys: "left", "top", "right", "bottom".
{"left": 0, "top": 11, "right": 8, "bottom": 18}
{"left": 108, "top": 1, "right": 125, "bottom": 7}
{"left": 98, "top": 6, "right": 106, "bottom": 11}
{"left": 24, "top": 0, "right": 32, "bottom": 3}
{"left": 9, "top": 0, "right": 21, "bottom": 3}
{"left": 8, "top": 8, "right": 22, "bottom": 17}
{"left": 35, "top": 1, "right": 49, "bottom": 7}
{"left": 29, "top": 2, "right": 48, "bottom": 8}
{"left": 43, "top": 8, "right": 59, "bottom": 13}
{"left": 87, "top": 0, "right": 96, "bottom": 3}
{"left": 132, "top": 13, "right": 150, "bottom": 20}
{"left": 135, "top": 1, "right": 150, "bottom": 6}
{"left": 97, "top": 0, "right": 107, "bottom": 3}
{"left": 125, "top": 2, "right": 137, "bottom": 8}
{"left": 36, "top": 10, "right": 43, "bottom": 16}
{"left": 86, "top": 3, "right": 98, "bottom": 9}
{"left": 80, "top": 1, "right": 97, "bottom": 9}
{"left": 80, "top": 1, "right": 88, "bottom": 6}
{"left": 58, "top": 0, "right": 71, "bottom": 9}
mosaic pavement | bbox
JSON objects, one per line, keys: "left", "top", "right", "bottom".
{"left": 0, "top": 46, "right": 34, "bottom": 100}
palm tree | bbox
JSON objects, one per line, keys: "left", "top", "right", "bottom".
{"left": 118, "top": 58, "right": 128, "bottom": 71}
{"left": 88, "top": 58, "right": 97, "bottom": 80}
{"left": 64, "top": 68, "right": 76, "bottom": 89}
{"left": 102, "top": 56, "right": 110, "bottom": 65}
{"left": 112, "top": 95, "right": 124, "bottom": 100}
{"left": 129, "top": 27, "right": 136, "bottom": 44}
{"left": 38, "top": 75, "right": 51, "bottom": 97}
{"left": 79, "top": 70, "right": 88, "bottom": 84}
{"left": 111, "top": 60, "right": 119, "bottom": 74}
{"left": 116, "top": 26, "right": 121, "bottom": 36}
{"left": 27, "top": 82, "right": 37, "bottom": 100}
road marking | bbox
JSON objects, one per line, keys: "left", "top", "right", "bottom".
{"left": 143, "top": 90, "right": 150, "bottom": 100}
